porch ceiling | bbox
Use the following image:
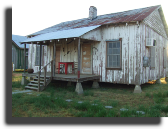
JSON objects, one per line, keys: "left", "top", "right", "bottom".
{"left": 20, "top": 25, "right": 100, "bottom": 44}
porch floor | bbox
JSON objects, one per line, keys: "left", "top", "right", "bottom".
{"left": 22, "top": 72, "right": 100, "bottom": 82}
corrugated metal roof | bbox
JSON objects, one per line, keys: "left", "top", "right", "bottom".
{"left": 12, "top": 35, "right": 29, "bottom": 48}
{"left": 28, "top": 5, "right": 160, "bottom": 36}
{"left": 21, "top": 25, "right": 100, "bottom": 43}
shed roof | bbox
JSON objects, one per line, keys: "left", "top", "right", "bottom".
{"left": 12, "top": 35, "right": 29, "bottom": 48}
{"left": 28, "top": 5, "right": 160, "bottom": 37}
{"left": 21, "top": 25, "right": 100, "bottom": 43}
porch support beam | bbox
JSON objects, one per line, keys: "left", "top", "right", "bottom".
{"left": 24, "top": 43, "right": 26, "bottom": 74}
{"left": 39, "top": 44, "right": 42, "bottom": 74}
{"left": 53, "top": 41, "right": 56, "bottom": 76}
{"left": 78, "top": 37, "right": 81, "bottom": 79}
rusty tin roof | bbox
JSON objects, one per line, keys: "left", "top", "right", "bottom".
{"left": 28, "top": 5, "right": 160, "bottom": 37}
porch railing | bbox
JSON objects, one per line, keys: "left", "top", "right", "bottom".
{"left": 37, "top": 60, "right": 53, "bottom": 92}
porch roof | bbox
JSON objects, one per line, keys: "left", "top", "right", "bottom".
{"left": 20, "top": 25, "right": 100, "bottom": 43}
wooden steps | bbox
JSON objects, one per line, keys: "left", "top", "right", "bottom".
{"left": 25, "top": 76, "right": 51, "bottom": 91}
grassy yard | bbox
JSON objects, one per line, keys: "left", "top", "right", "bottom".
{"left": 12, "top": 73, "right": 168, "bottom": 117}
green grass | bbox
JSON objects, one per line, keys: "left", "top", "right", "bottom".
{"left": 12, "top": 74, "right": 168, "bottom": 117}
{"left": 83, "top": 90, "right": 94, "bottom": 96}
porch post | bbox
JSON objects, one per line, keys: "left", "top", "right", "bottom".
{"left": 39, "top": 44, "right": 42, "bottom": 74}
{"left": 24, "top": 43, "right": 26, "bottom": 74}
{"left": 53, "top": 41, "right": 56, "bottom": 76}
{"left": 78, "top": 37, "right": 81, "bottom": 79}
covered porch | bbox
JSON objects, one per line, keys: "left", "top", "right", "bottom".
{"left": 20, "top": 25, "right": 101, "bottom": 93}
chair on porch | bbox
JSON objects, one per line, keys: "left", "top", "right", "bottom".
{"left": 72, "top": 62, "right": 78, "bottom": 74}
{"left": 56, "top": 64, "right": 65, "bottom": 74}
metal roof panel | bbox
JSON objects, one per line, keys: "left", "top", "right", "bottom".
{"left": 28, "top": 5, "right": 160, "bottom": 36}
{"left": 12, "top": 35, "right": 29, "bottom": 48}
{"left": 21, "top": 25, "right": 100, "bottom": 43}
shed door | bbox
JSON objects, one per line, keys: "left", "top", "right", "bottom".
{"left": 82, "top": 44, "right": 91, "bottom": 74}
{"left": 55, "top": 46, "right": 61, "bottom": 71}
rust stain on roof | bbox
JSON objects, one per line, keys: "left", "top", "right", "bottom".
{"left": 28, "top": 5, "right": 160, "bottom": 36}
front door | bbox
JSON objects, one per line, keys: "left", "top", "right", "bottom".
{"left": 82, "top": 44, "right": 91, "bottom": 74}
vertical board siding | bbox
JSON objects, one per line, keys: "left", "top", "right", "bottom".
{"left": 28, "top": 9, "right": 168, "bottom": 84}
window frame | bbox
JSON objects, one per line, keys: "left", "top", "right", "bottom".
{"left": 106, "top": 38, "right": 122, "bottom": 70}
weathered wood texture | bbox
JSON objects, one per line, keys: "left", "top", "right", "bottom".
{"left": 143, "top": 8, "right": 167, "bottom": 39}
{"left": 12, "top": 42, "right": 28, "bottom": 69}
{"left": 28, "top": 9, "right": 168, "bottom": 85}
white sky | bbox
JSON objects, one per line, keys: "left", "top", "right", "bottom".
{"left": 12, "top": 0, "right": 168, "bottom": 36}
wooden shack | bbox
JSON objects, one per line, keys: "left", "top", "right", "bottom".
{"left": 20, "top": 5, "right": 168, "bottom": 93}
{"left": 12, "top": 35, "right": 29, "bottom": 70}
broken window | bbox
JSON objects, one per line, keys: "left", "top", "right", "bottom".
{"left": 106, "top": 40, "right": 122, "bottom": 69}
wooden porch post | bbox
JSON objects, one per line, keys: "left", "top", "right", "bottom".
{"left": 24, "top": 43, "right": 26, "bottom": 74}
{"left": 53, "top": 41, "right": 56, "bottom": 76}
{"left": 78, "top": 37, "right": 81, "bottom": 79}
{"left": 39, "top": 44, "right": 42, "bottom": 74}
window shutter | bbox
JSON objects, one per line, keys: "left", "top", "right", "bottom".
{"left": 150, "top": 47, "right": 155, "bottom": 68}
{"left": 164, "top": 48, "right": 167, "bottom": 68}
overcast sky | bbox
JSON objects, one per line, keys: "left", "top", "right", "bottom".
{"left": 12, "top": 0, "right": 168, "bottom": 36}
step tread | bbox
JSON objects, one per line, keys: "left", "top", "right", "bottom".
{"left": 36, "top": 75, "right": 50, "bottom": 78}
{"left": 30, "top": 81, "right": 44, "bottom": 84}
{"left": 27, "top": 83, "right": 43, "bottom": 87}
{"left": 34, "top": 78, "right": 49, "bottom": 81}
{"left": 25, "top": 86, "right": 38, "bottom": 90}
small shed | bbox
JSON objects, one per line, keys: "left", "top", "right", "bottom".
{"left": 12, "top": 35, "right": 29, "bottom": 70}
{"left": 20, "top": 5, "right": 168, "bottom": 93}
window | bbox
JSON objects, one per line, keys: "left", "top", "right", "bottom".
{"left": 106, "top": 39, "right": 122, "bottom": 69}
{"left": 35, "top": 45, "right": 43, "bottom": 66}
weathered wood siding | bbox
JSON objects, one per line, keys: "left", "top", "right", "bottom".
{"left": 85, "top": 24, "right": 142, "bottom": 85}
{"left": 140, "top": 23, "right": 168, "bottom": 83}
{"left": 82, "top": 23, "right": 168, "bottom": 85}
{"left": 12, "top": 42, "right": 28, "bottom": 69}
{"left": 143, "top": 8, "right": 167, "bottom": 39}
{"left": 28, "top": 8, "right": 168, "bottom": 84}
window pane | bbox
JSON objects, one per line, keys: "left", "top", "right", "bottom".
{"left": 109, "top": 61, "right": 112, "bottom": 67}
{"left": 116, "top": 42, "right": 120, "bottom": 48}
{"left": 112, "top": 49, "right": 116, "bottom": 54}
{"left": 109, "top": 43, "right": 112, "bottom": 48}
{"left": 112, "top": 62, "right": 117, "bottom": 67}
{"left": 113, "top": 42, "right": 116, "bottom": 48}
{"left": 117, "top": 55, "right": 120, "bottom": 67}
{"left": 116, "top": 48, "right": 120, "bottom": 54}
{"left": 112, "top": 55, "right": 117, "bottom": 62}
{"left": 109, "top": 55, "right": 112, "bottom": 61}
{"left": 108, "top": 48, "right": 112, "bottom": 54}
